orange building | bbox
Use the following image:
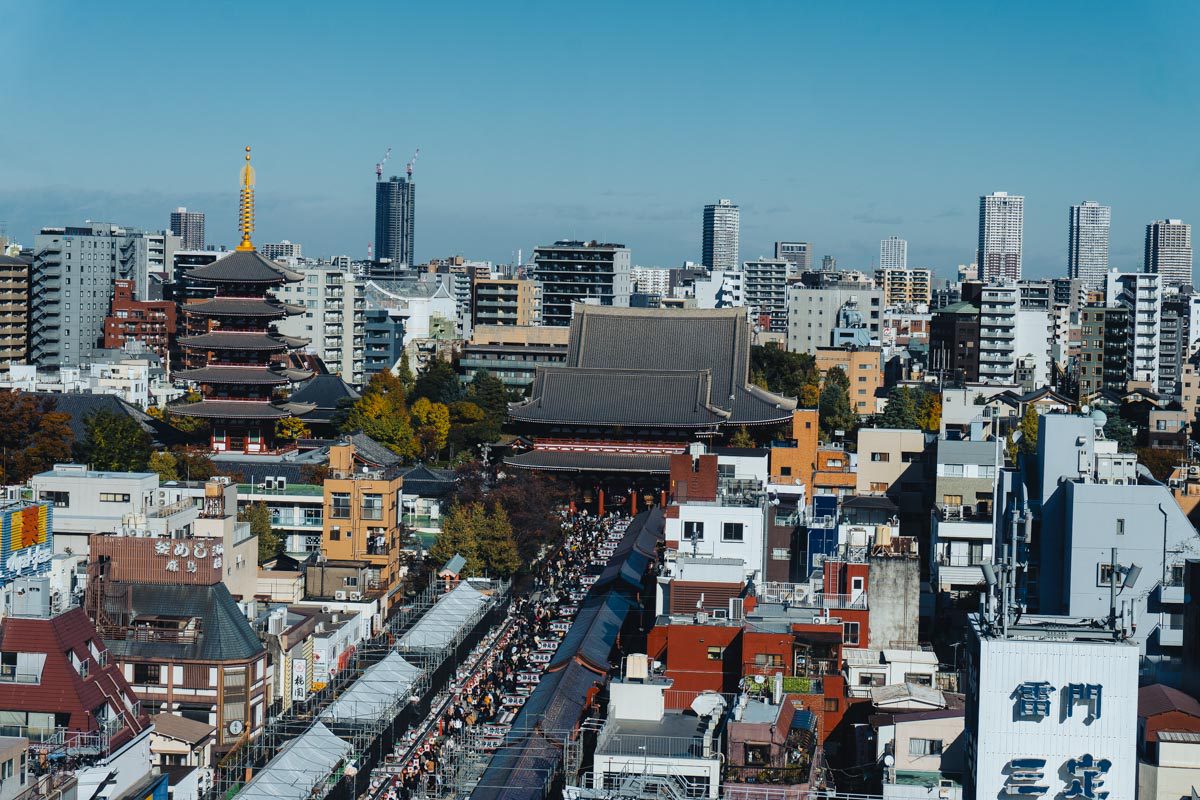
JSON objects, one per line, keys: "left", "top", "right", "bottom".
{"left": 813, "top": 446, "right": 857, "bottom": 500}
{"left": 322, "top": 442, "right": 405, "bottom": 614}
{"left": 769, "top": 409, "right": 819, "bottom": 493}
{"left": 815, "top": 346, "right": 883, "bottom": 415}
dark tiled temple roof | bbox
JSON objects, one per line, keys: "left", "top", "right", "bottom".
{"left": 183, "top": 297, "right": 306, "bottom": 317}
{"left": 503, "top": 450, "right": 672, "bottom": 473}
{"left": 398, "top": 464, "right": 457, "bottom": 497}
{"left": 346, "top": 432, "right": 403, "bottom": 468}
{"left": 101, "top": 582, "right": 264, "bottom": 663}
{"left": 28, "top": 392, "right": 186, "bottom": 448}
{"left": 293, "top": 375, "right": 360, "bottom": 423}
{"left": 171, "top": 399, "right": 316, "bottom": 419}
{"left": 174, "top": 365, "right": 311, "bottom": 385}
{"left": 177, "top": 331, "right": 309, "bottom": 351}
{"left": 510, "top": 368, "right": 726, "bottom": 427}
{"left": 183, "top": 250, "right": 304, "bottom": 284}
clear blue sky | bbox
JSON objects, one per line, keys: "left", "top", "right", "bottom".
{"left": 2, "top": 1, "right": 1198, "bottom": 277}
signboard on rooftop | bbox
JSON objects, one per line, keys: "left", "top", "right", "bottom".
{"left": 0, "top": 502, "right": 53, "bottom": 585}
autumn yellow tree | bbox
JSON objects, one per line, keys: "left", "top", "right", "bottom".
{"left": 411, "top": 397, "right": 450, "bottom": 460}
{"left": 342, "top": 370, "right": 417, "bottom": 457}
{"left": 275, "top": 416, "right": 311, "bottom": 442}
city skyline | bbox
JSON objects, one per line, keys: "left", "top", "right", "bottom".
{"left": 3, "top": 2, "right": 1199, "bottom": 276}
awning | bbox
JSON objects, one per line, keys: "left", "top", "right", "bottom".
{"left": 321, "top": 652, "right": 421, "bottom": 725}
{"left": 397, "top": 581, "right": 489, "bottom": 650}
{"left": 237, "top": 721, "right": 350, "bottom": 800}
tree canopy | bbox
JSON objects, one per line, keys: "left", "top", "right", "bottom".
{"left": 342, "top": 370, "right": 417, "bottom": 457}
{"left": 79, "top": 409, "right": 152, "bottom": 472}
{"left": 0, "top": 394, "right": 73, "bottom": 484}
{"left": 818, "top": 367, "right": 855, "bottom": 440}
{"left": 240, "top": 501, "right": 282, "bottom": 564}
{"left": 429, "top": 501, "right": 522, "bottom": 578}
{"left": 411, "top": 397, "right": 451, "bottom": 460}
{"left": 412, "top": 358, "right": 464, "bottom": 406}
{"left": 750, "top": 346, "right": 820, "bottom": 406}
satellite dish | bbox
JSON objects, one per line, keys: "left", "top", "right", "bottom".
{"left": 690, "top": 691, "right": 727, "bottom": 718}
{"left": 754, "top": 675, "right": 766, "bottom": 684}
{"left": 883, "top": 754, "right": 895, "bottom": 767}
{"left": 1091, "top": 409, "right": 1107, "bottom": 428}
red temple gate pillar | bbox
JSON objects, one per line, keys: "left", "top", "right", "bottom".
{"left": 630, "top": 491, "right": 637, "bottom": 515}
{"left": 598, "top": 489, "right": 605, "bottom": 517}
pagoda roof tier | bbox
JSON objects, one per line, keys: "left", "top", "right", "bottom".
{"left": 170, "top": 399, "right": 317, "bottom": 420}
{"left": 183, "top": 250, "right": 304, "bottom": 284}
{"left": 184, "top": 297, "right": 307, "bottom": 318}
{"left": 174, "top": 365, "right": 313, "bottom": 385}
{"left": 178, "top": 331, "right": 310, "bottom": 351}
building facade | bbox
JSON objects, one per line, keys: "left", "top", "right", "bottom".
{"left": 1106, "top": 269, "right": 1161, "bottom": 390}
{"left": 169, "top": 208, "right": 205, "bottom": 251}
{"left": 976, "top": 283, "right": 1019, "bottom": 384}
{"left": 978, "top": 192, "right": 1024, "bottom": 282}
{"left": 1145, "top": 219, "right": 1192, "bottom": 290}
{"left": 471, "top": 278, "right": 541, "bottom": 327}
{"left": 374, "top": 175, "right": 415, "bottom": 268}
{"left": 742, "top": 258, "right": 790, "bottom": 333}
{"left": 0, "top": 255, "right": 28, "bottom": 372}
{"left": 775, "top": 241, "right": 812, "bottom": 271}
{"left": 275, "top": 264, "right": 367, "bottom": 387}
{"left": 787, "top": 284, "right": 884, "bottom": 355}
{"left": 702, "top": 199, "right": 740, "bottom": 270}
{"left": 879, "top": 236, "right": 907, "bottom": 271}
{"left": 530, "top": 240, "right": 631, "bottom": 326}
{"left": 102, "top": 279, "right": 177, "bottom": 367}
{"left": 875, "top": 267, "right": 932, "bottom": 307}
{"left": 1068, "top": 201, "right": 1111, "bottom": 288}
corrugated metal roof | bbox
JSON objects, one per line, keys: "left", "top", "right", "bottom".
{"left": 321, "top": 652, "right": 420, "bottom": 725}
{"left": 236, "top": 721, "right": 350, "bottom": 800}
{"left": 397, "top": 581, "right": 489, "bottom": 650}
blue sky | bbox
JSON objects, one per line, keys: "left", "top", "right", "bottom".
{"left": 2, "top": 1, "right": 1198, "bottom": 277}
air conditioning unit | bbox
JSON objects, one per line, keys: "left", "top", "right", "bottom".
{"left": 695, "top": 611, "right": 709, "bottom": 624}
{"left": 712, "top": 608, "right": 728, "bottom": 620}
{"left": 264, "top": 477, "right": 276, "bottom": 490}
{"left": 334, "top": 591, "right": 347, "bottom": 601}
{"left": 349, "top": 592, "right": 362, "bottom": 601}
{"left": 276, "top": 477, "right": 287, "bottom": 491}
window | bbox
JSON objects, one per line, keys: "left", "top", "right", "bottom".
{"left": 824, "top": 697, "right": 839, "bottom": 712}
{"left": 780, "top": 466, "right": 792, "bottom": 477}
{"left": 722, "top": 522, "right": 744, "bottom": 542}
{"left": 979, "top": 465, "right": 996, "bottom": 478}
{"left": 1098, "top": 563, "right": 1115, "bottom": 586}
{"left": 1, "top": 758, "right": 12, "bottom": 780}
{"left": 343, "top": 576, "right": 358, "bottom": 587}
{"left": 909, "top": 738, "right": 943, "bottom": 756}
{"left": 870, "top": 452, "right": 890, "bottom": 462}
{"left": 330, "top": 493, "right": 351, "bottom": 519}
{"left": 842, "top": 621, "right": 860, "bottom": 646}
{"left": 870, "top": 482, "right": 888, "bottom": 492}
{"left": 943, "top": 464, "right": 964, "bottom": 477}
{"left": 98, "top": 492, "right": 131, "bottom": 503}
{"left": 970, "top": 542, "right": 986, "bottom": 564}
{"left": 1116, "top": 518, "right": 1125, "bottom": 536}
{"left": 771, "top": 548, "right": 789, "bottom": 561}
{"left": 684, "top": 521, "right": 704, "bottom": 541}
{"left": 754, "top": 653, "right": 784, "bottom": 667}
{"left": 133, "top": 663, "right": 161, "bottom": 684}
{"left": 942, "top": 494, "right": 963, "bottom": 506}
{"left": 904, "top": 672, "right": 933, "bottom": 686}
{"left": 361, "top": 493, "right": 384, "bottom": 520}
{"left": 304, "top": 508, "right": 323, "bottom": 526}
{"left": 717, "top": 464, "right": 735, "bottom": 478}
{"left": 329, "top": 528, "right": 340, "bottom": 541}
{"left": 38, "top": 491, "right": 69, "bottom": 508}
{"left": 851, "top": 577, "right": 864, "bottom": 593}
{"left": 707, "top": 646, "right": 724, "bottom": 661}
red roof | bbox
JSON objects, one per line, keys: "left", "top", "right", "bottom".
{"left": 1139, "top": 684, "right": 1200, "bottom": 718}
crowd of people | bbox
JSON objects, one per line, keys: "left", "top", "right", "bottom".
{"left": 369, "top": 509, "right": 631, "bottom": 800}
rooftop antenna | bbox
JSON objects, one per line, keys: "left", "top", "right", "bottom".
{"left": 406, "top": 146, "right": 420, "bottom": 179}
{"left": 375, "top": 147, "right": 391, "bottom": 181}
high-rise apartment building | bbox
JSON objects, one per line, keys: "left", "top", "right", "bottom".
{"left": 978, "top": 192, "right": 1024, "bottom": 281}
{"left": 629, "top": 267, "right": 672, "bottom": 296}
{"left": 972, "top": 282, "right": 1019, "bottom": 384}
{"left": 1077, "top": 305, "right": 1131, "bottom": 402}
{"left": 29, "top": 223, "right": 160, "bottom": 367}
{"left": 1067, "top": 201, "right": 1110, "bottom": 288}
{"left": 1145, "top": 219, "right": 1192, "bottom": 289}
{"left": 879, "top": 236, "right": 907, "bottom": 270}
{"left": 774, "top": 241, "right": 812, "bottom": 271}
{"left": 169, "top": 207, "right": 205, "bottom": 250}
{"left": 0, "top": 255, "right": 28, "bottom": 372}
{"left": 874, "top": 267, "right": 932, "bottom": 307}
{"left": 1106, "top": 269, "right": 1161, "bottom": 390}
{"left": 701, "top": 199, "right": 739, "bottom": 270}
{"left": 742, "top": 258, "right": 790, "bottom": 332}
{"left": 375, "top": 175, "right": 415, "bottom": 267}
{"left": 275, "top": 264, "right": 366, "bottom": 387}
{"left": 530, "top": 240, "right": 631, "bottom": 326}
{"left": 471, "top": 278, "right": 542, "bottom": 327}
{"left": 260, "top": 240, "right": 303, "bottom": 261}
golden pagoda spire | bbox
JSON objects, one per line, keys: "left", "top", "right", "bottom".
{"left": 236, "top": 145, "right": 256, "bottom": 251}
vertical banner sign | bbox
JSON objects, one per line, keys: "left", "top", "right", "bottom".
{"left": 291, "top": 658, "right": 308, "bottom": 702}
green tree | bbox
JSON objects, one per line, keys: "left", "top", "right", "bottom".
{"left": 818, "top": 367, "right": 855, "bottom": 439}
{"left": 342, "top": 370, "right": 416, "bottom": 457}
{"left": 395, "top": 351, "right": 416, "bottom": 394}
{"left": 468, "top": 370, "right": 510, "bottom": 425}
{"left": 240, "top": 501, "right": 282, "bottom": 563}
{"left": 412, "top": 358, "right": 463, "bottom": 405}
{"left": 1104, "top": 415, "right": 1136, "bottom": 453}
{"left": 79, "top": 409, "right": 152, "bottom": 472}
{"left": 878, "top": 387, "right": 921, "bottom": 429}
{"left": 149, "top": 451, "right": 179, "bottom": 482}
{"left": 411, "top": 397, "right": 451, "bottom": 460}
{"left": 0, "top": 394, "right": 74, "bottom": 484}
{"left": 478, "top": 503, "right": 521, "bottom": 577}
{"left": 447, "top": 401, "right": 500, "bottom": 456}
{"left": 1017, "top": 406, "right": 1041, "bottom": 456}
{"left": 729, "top": 426, "right": 755, "bottom": 448}
{"left": 173, "top": 448, "right": 217, "bottom": 480}
{"left": 275, "top": 416, "right": 311, "bottom": 442}
{"left": 749, "top": 345, "right": 819, "bottom": 399}
{"left": 430, "top": 502, "right": 483, "bottom": 575}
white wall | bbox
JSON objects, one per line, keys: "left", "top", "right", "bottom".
{"left": 665, "top": 504, "right": 765, "bottom": 580}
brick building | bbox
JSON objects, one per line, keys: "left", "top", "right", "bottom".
{"left": 102, "top": 279, "right": 177, "bottom": 366}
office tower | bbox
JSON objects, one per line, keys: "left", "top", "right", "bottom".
{"left": 741, "top": 258, "right": 790, "bottom": 332}
{"left": 874, "top": 267, "right": 932, "bottom": 306}
{"left": 701, "top": 199, "right": 739, "bottom": 270}
{"left": 0, "top": 255, "right": 28, "bottom": 371}
{"left": 260, "top": 240, "right": 302, "bottom": 261}
{"left": 531, "top": 240, "right": 631, "bottom": 326}
{"left": 29, "top": 223, "right": 158, "bottom": 367}
{"left": 169, "top": 207, "right": 205, "bottom": 250}
{"left": 978, "top": 192, "right": 1024, "bottom": 281}
{"left": 821, "top": 255, "right": 837, "bottom": 270}
{"left": 1106, "top": 270, "right": 1162, "bottom": 390}
{"left": 375, "top": 174, "right": 415, "bottom": 267}
{"left": 775, "top": 241, "right": 812, "bottom": 271}
{"left": 879, "top": 236, "right": 907, "bottom": 270}
{"left": 1067, "top": 201, "right": 1110, "bottom": 288}
{"left": 1145, "top": 219, "right": 1192, "bottom": 289}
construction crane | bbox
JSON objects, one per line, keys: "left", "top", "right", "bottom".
{"left": 406, "top": 146, "right": 420, "bottom": 179}
{"left": 374, "top": 147, "right": 392, "bottom": 181}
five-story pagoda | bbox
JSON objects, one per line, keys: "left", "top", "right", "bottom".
{"left": 172, "top": 147, "right": 315, "bottom": 453}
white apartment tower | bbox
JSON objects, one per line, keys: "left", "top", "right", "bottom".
{"left": 1067, "top": 201, "right": 1111, "bottom": 288}
{"left": 702, "top": 199, "right": 740, "bottom": 270}
{"left": 978, "top": 192, "right": 1024, "bottom": 282}
{"left": 977, "top": 283, "right": 1019, "bottom": 384}
{"left": 1145, "top": 219, "right": 1193, "bottom": 290}
{"left": 879, "top": 236, "right": 907, "bottom": 270}
{"left": 1106, "top": 269, "right": 1162, "bottom": 390}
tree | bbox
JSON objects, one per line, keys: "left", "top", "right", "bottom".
{"left": 917, "top": 391, "right": 943, "bottom": 433}
{"left": 79, "top": 409, "right": 152, "bottom": 472}
{"left": 412, "top": 358, "right": 463, "bottom": 406}
{"left": 411, "top": 397, "right": 450, "bottom": 460}
{"left": 468, "top": 370, "right": 510, "bottom": 425}
{"left": 448, "top": 400, "right": 499, "bottom": 456}
{"left": 1104, "top": 415, "right": 1136, "bottom": 453}
{"left": 478, "top": 504, "right": 521, "bottom": 577}
{"left": 275, "top": 416, "right": 311, "bottom": 442}
{"left": 149, "top": 451, "right": 179, "bottom": 482}
{"left": 729, "top": 426, "right": 755, "bottom": 448}
{"left": 0, "top": 393, "right": 74, "bottom": 484}
{"left": 799, "top": 378, "right": 821, "bottom": 409}
{"left": 1017, "top": 406, "right": 1041, "bottom": 456}
{"left": 818, "top": 367, "right": 855, "bottom": 439}
{"left": 430, "top": 502, "right": 482, "bottom": 576}
{"left": 150, "top": 390, "right": 207, "bottom": 433}
{"left": 395, "top": 351, "right": 416, "bottom": 394}
{"left": 878, "top": 387, "right": 921, "bottom": 429}
{"left": 750, "top": 345, "right": 819, "bottom": 400}
{"left": 342, "top": 370, "right": 416, "bottom": 457}
{"left": 240, "top": 501, "right": 281, "bottom": 563}
{"left": 173, "top": 448, "right": 217, "bottom": 480}
{"left": 1137, "top": 447, "right": 1180, "bottom": 481}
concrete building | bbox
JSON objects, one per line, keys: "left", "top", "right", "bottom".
{"left": 275, "top": 264, "right": 366, "bottom": 387}
{"left": 459, "top": 324, "right": 568, "bottom": 390}
{"left": 629, "top": 267, "right": 671, "bottom": 295}
{"left": 815, "top": 346, "right": 883, "bottom": 415}
{"left": 879, "top": 236, "right": 907, "bottom": 270}
{"left": 169, "top": 208, "right": 205, "bottom": 251}
{"left": 929, "top": 437, "right": 1001, "bottom": 596}
{"left": 1077, "top": 304, "right": 1131, "bottom": 402}
{"left": 742, "top": 258, "right": 790, "bottom": 333}
{"left": 929, "top": 301, "right": 980, "bottom": 383}
{"left": 702, "top": 198, "right": 739, "bottom": 270}
{"left": 374, "top": 174, "right": 415, "bottom": 268}
{"left": 1106, "top": 269, "right": 1162, "bottom": 390}
{"left": 530, "top": 240, "right": 631, "bottom": 326}
{"left": 689, "top": 269, "right": 744, "bottom": 309}
{"left": 29, "top": 224, "right": 170, "bottom": 367}
{"left": 1068, "top": 201, "right": 1111, "bottom": 288}
{"left": 259, "top": 240, "right": 302, "bottom": 261}
{"left": 856, "top": 428, "right": 926, "bottom": 499}
{"left": 0, "top": 255, "right": 28, "bottom": 372}
{"left": 1146, "top": 219, "right": 1192, "bottom": 290}
{"left": 362, "top": 276, "right": 456, "bottom": 367}
{"left": 102, "top": 279, "right": 176, "bottom": 367}
{"left": 975, "top": 283, "right": 1019, "bottom": 384}
{"left": 1159, "top": 298, "right": 1186, "bottom": 400}
{"left": 978, "top": 192, "right": 1024, "bottom": 282}
{"left": 787, "top": 283, "right": 884, "bottom": 355}
{"left": 1013, "top": 309, "right": 1053, "bottom": 390}
{"left": 470, "top": 278, "right": 541, "bottom": 327}
{"left": 775, "top": 241, "right": 812, "bottom": 271}
{"left": 875, "top": 267, "right": 932, "bottom": 307}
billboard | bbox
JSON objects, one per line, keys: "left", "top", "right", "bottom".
{"left": 0, "top": 502, "right": 53, "bottom": 584}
